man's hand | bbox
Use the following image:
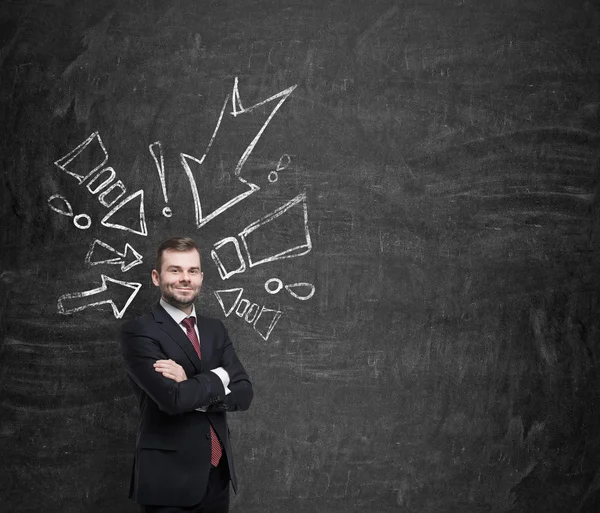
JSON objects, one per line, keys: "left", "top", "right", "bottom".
{"left": 154, "top": 359, "right": 187, "bottom": 383}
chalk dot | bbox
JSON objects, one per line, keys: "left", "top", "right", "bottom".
{"left": 265, "top": 278, "right": 283, "bottom": 294}
{"left": 73, "top": 214, "right": 92, "bottom": 230}
{"left": 268, "top": 171, "right": 278, "bottom": 183}
{"left": 162, "top": 207, "right": 173, "bottom": 217}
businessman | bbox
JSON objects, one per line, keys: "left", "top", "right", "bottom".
{"left": 120, "top": 236, "right": 253, "bottom": 513}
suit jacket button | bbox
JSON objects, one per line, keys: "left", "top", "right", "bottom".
{"left": 206, "top": 433, "right": 211, "bottom": 439}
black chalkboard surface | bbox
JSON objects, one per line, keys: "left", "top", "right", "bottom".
{"left": 1, "top": 1, "right": 600, "bottom": 512}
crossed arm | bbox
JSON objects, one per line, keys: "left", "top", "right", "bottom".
{"left": 121, "top": 319, "right": 252, "bottom": 415}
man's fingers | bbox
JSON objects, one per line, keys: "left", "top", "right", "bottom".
{"left": 153, "top": 361, "right": 185, "bottom": 382}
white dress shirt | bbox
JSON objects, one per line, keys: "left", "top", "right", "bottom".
{"left": 159, "top": 298, "right": 231, "bottom": 399}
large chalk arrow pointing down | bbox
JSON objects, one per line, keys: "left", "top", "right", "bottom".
{"left": 85, "top": 239, "right": 144, "bottom": 272}
{"left": 57, "top": 275, "right": 142, "bottom": 319}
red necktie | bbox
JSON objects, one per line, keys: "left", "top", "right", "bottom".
{"left": 181, "top": 316, "right": 222, "bottom": 467}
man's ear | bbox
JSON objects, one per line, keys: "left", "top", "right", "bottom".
{"left": 151, "top": 269, "right": 160, "bottom": 286}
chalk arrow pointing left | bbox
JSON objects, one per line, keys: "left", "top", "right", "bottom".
{"left": 57, "top": 275, "right": 142, "bottom": 319}
{"left": 85, "top": 239, "right": 143, "bottom": 272}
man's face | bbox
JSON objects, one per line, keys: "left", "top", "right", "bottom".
{"left": 151, "top": 249, "right": 203, "bottom": 312}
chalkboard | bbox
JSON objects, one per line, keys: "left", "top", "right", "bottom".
{"left": 1, "top": 1, "right": 600, "bottom": 512}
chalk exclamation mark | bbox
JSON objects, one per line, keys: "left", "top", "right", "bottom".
{"left": 149, "top": 141, "right": 172, "bottom": 217}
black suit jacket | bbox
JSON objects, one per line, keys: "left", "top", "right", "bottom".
{"left": 120, "top": 303, "right": 253, "bottom": 507}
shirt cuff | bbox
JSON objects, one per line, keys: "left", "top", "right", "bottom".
{"left": 210, "top": 367, "right": 231, "bottom": 395}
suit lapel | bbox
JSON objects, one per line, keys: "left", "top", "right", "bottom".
{"left": 152, "top": 304, "right": 202, "bottom": 372}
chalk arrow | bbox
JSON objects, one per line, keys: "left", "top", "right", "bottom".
{"left": 57, "top": 275, "right": 142, "bottom": 319}
{"left": 181, "top": 78, "right": 297, "bottom": 230}
{"left": 85, "top": 239, "right": 144, "bottom": 272}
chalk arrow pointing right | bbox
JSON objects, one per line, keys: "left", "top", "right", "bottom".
{"left": 57, "top": 275, "right": 142, "bottom": 319}
{"left": 85, "top": 239, "right": 143, "bottom": 272}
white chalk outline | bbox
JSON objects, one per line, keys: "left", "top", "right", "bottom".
{"left": 276, "top": 154, "right": 291, "bottom": 171}
{"left": 54, "top": 132, "right": 109, "bottom": 184}
{"left": 214, "top": 288, "right": 244, "bottom": 317}
{"left": 47, "top": 194, "right": 74, "bottom": 217}
{"left": 230, "top": 79, "right": 297, "bottom": 176}
{"left": 85, "top": 239, "right": 144, "bottom": 272}
{"left": 182, "top": 78, "right": 297, "bottom": 229}
{"left": 253, "top": 306, "right": 283, "bottom": 341}
{"left": 181, "top": 94, "right": 254, "bottom": 229}
{"left": 73, "top": 214, "right": 92, "bottom": 230}
{"left": 214, "top": 288, "right": 283, "bottom": 340}
{"left": 235, "top": 298, "right": 250, "bottom": 317}
{"left": 239, "top": 191, "right": 312, "bottom": 268}
{"left": 100, "top": 189, "right": 148, "bottom": 237}
{"left": 86, "top": 167, "right": 116, "bottom": 194}
{"left": 149, "top": 141, "right": 172, "bottom": 217}
{"left": 210, "top": 237, "right": 247, "bottom": 280}
{"left": 57, "top": 274, "right": 142, "bottom": 319}
{"left": 98, "top": 180, "right": 127, "bottom": 208}
{"left": 265, "top": 278, "right": 284, "bottom": 294}
{"left": 285, "top": 282, "right": 316, "bottom": 301}
{"left": 244, "top": 303, "right": 261, "bottom": 323}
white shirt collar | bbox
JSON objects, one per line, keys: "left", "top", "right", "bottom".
{"left": 159, "top": 297, "right": 197, "bottom": 326}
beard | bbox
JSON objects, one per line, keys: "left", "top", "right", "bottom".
{"left": 161, "top": 286, "right": 200, "bottom": 310}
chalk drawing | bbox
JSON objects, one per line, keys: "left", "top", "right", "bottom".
{"left": 244, "top": 303, "right": 261, "bottom": 323}
{"left": 210, "top": 191, "right": 312, "bottom": 282}
{"left": 149, "top": 141, "right": 172, "bottom": 217}
{"left": 54, "top": 132, "right": 108, "bottom": 184}
{"left": 83, "top": 166, "right": 127, "bottom": 209}
{"left": 47, "top": 194, "right": 91, "bottom": 230}
{"left": 180, "top": 94, "right": 259, "bottom": 229}
{"left": 277, "top": 154, "right": 291, "bottom": 171}
{"left": 284, "top": 282, "right": 315, "bottom": 301}
{"left": 264, "top": 277, "right": 315, "bottom": 300}
{"left": 100, "top": 189, "right": 148, "bottom": 236}
{"left": 214, "top": 288, "right": 244, "bottom": 317}
{"left": 86, "top": 167, "right": 116, "bottom": 194}
{"left": 97, "top": 180, "right": 127, "bottom": 208}
{"left": 268, "top": 154, "right": 291, "bottom": 183}
{"left": 85, "top": 239, "right": 143, "bottom": 272}
{"left": 235, "top": 298, "right": 250, "bottom": 317}
{"left": 47, "top": 194, "right": 74, "bottom": 217}
{"left": 214, "top": 288, "right": 282, "bottom": 340}
{"left": 230, "top": 79, "right": 297, "bottom": 177}
{"left": 264, "top": 278, "right": 315, "bottom": 301}
{"left": 73, "top": 214, "right": 92, "bottom": 230}
{"left": 57, "top": 274, "right": 142, "bottom": 319}
{"left": 265, "top": 278, "right": 284, "bottom": 294}
{"left": 55, "top": 132, "right": 145, "bottom": 230}
{"left": 239, "top": 191, "right": 312, "bottom": 268}
{"left": 211, "top": 237, "right": 246, "bottom": 280}
{"left": 253, "top": 306, "right": 283, "bottom": 341}
{"left": 182, "top": 78, "right": 297, "bottom": 229}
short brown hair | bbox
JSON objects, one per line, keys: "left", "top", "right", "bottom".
{"left": 155, "top": 237, "right": 201, "bottom": 272}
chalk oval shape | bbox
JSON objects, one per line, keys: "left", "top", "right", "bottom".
{"left": 285, "top": 282, "right": 315, "bottom": 301}
{"left": 47, "top": 194, "right": 74, "bottom": 217}
{"left": 265, "top": 278, "right": 283, "bottom": 294}
{"left": 73, "top": 214, "right": 92, "bottom": 230}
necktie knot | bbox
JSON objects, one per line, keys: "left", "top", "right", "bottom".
{"left": 181, "top": 317, "right": 196, "bottom": 331}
